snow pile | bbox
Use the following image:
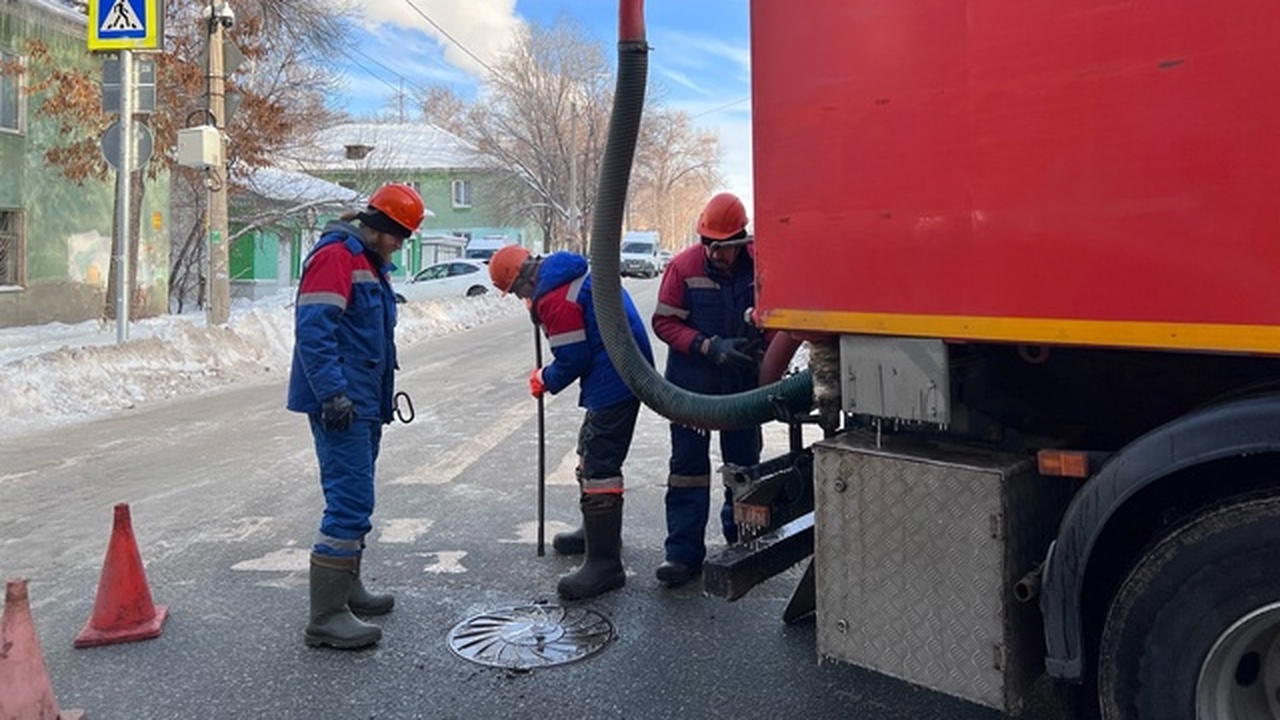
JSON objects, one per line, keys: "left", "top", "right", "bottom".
{"left": 0, "top": 291, "right": 523, "bottom": 440}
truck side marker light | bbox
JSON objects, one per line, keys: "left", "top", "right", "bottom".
{"left": 1037, "top": 450, "right": 1089, "bottom": 478}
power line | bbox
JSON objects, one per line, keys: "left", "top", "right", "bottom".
{"left": 690, "top": 96, "right": 749, "bottom": 119}
{"left": 343, "top": 46, "right": 433, "bottom": 98}
{"left": 338, "top": 51, "right": 405, "bottom": 95}
{"left": 398, "top": 0, "right": 497, "bottom": 76}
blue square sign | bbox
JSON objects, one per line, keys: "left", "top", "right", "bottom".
{"left": 88, "top": 0, "right": 160, "bottom": 52}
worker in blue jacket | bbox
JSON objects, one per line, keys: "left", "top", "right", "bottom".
{"left": 490, "top": 245, "right": 654, "bottom": 600}
{"left": 287, "top": 183, "right": 425, "bottom": 649}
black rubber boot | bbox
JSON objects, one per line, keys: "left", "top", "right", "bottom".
{"left": 349, "top": 554, "right": 394, "bottom": 616}
{"left": 556, "top": 494, "right": 625, "bottom": 600}
{"left": 305, "top": 554, "right": 382, "bottom": 649}
{"left": 656, "top": 560, "right": 701, "bottom": 588}
{"left": 552, "top": 526, "right": 585, "bottom": 555}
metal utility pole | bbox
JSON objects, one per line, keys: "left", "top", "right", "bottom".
{"left": 114, "top": 49, "right": 134, "bottom": 342}
{"left": 205, "top": 2, "right": 231, "bottom": 326}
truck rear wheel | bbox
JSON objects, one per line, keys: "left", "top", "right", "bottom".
{"left": 1097, "top": 494, "right": 1280, "bottom": 720}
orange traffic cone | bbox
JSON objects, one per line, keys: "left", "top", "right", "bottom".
{"left": 73, "top": 503, "right": 168, "bottom": 648}
{"left": 0, "top": 578, "right": 87, "bottom": 719}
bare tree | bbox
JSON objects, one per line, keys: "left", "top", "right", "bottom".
{"left": 23, "top": 0, "right": 355, "bottom": 316}
{"left": 630, "top": 107, "right": 722, "bottom": 248}
{"left": 460, "top": 18, "right": 613, "bottom": 253}
{"left": 411, "top": 17, "right": 723, "bottom": 256}
{"left": 419, "top": 85, "right": 469, "bottom": 136}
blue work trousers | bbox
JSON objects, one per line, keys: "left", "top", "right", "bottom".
{"left": 664, "top": 422, "right": 762, "bottom": 567}
{"left": 309, "top": 416, "right": 382, "bottom": 557}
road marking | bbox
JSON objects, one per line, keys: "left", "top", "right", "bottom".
{"left": 417, "top": 550, "right": 467, "bottom": 574}
{"left": 389, "top": 398, "right": 545, "bottom": 485}
{"left": 500, "top": 519, "right": 576, "bottom": 544}
{"left": 548, "top": 450, "right": 578, "bottom": 486}
{"left": 231, "top": 547, "right": 309, "bottom": 572}
{"left": 376, "top": 518, "right": 433, "bottom": 544}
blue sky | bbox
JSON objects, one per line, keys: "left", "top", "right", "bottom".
{"left": 327, "top": 0, "right": 754, "bottom": 210}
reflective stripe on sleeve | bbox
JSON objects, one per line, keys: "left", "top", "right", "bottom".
{"left": 548, "top": 328, "right": 588, "bottom": 348}
{"left": 297, "top": 291, "right": 347, "bottom": 309}
{"left": 654, "top": 302, "right": 690, "bottom": 319}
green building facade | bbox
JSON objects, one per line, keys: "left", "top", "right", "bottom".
{"left": 0, "top": 0, "right": 170, "bottom": 327}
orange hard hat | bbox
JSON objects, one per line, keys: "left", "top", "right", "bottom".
{"left": 367, "top": 183, "right": 426, "bottom": 236}
{"left": 696, "top": 192, "right": 748, "bottom": 240}
{"left": 489, "top": 244, "right": 532, "bottom": 293}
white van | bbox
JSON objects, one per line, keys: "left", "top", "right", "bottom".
{"left": 464, "top": 236, "right": 516, "bottom": 262}
{"left": 620, "top": 231, "right": 661, "bottom": 278}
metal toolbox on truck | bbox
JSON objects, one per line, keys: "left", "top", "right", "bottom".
{"left": 813, "top": 432, "right": 1074, "bottom": 713}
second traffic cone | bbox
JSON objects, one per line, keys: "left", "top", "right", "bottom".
{"left": 0, "top": 578, "right": 87, "bottom": 720}
{"left": 74, "top": 503, "right": 168, "bottom": 648}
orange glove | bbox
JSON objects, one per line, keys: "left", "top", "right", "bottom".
{"left": 529, "top": 368, "right": 546, "bottom": 398}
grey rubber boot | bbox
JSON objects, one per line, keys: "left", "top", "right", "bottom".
{"left": 349, "top": 554, "right": 394, "bottom": 616}
{"left": 552, "top": 526, "right": 585, "bottom": 555}
{"left": 305, "top": 554, "right": 382, "bottom": 649}
{"left": 556, "top": 494, "right": 625, "bottom": 600}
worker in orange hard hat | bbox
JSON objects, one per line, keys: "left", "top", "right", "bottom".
{"left": 490, "top": 243, "right": 655, "bottom": 600}
{"left": 287, "top": 182, "right": 426, "bottom": 650}
{"left": 650, "top": 191, "right": 768, "bottom": 589}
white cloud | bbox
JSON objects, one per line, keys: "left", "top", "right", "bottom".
{"left": 357, "top": 0, "right": 523, "bottom": 78}
{"left": 659, "top": 69, "right": 712, "bottom": 97}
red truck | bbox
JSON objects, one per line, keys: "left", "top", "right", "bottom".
{"left": 592, "top": 1, "right": 1280, "bottom": 718}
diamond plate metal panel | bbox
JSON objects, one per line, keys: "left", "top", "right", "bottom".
{"left": 814, "top": 433, "right": 1071, "bottom": 712}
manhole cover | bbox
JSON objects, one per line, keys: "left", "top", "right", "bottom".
{"left": 447, "top": 603, "right": 615, "bottom": 669}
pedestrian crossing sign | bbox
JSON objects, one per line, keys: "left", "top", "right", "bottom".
{"left": 87, "top": 0, "right": 161, "bottom": 52}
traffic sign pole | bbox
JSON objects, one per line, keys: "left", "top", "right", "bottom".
{"left": 114, "top": 49, "right": 133, "bottom": 342}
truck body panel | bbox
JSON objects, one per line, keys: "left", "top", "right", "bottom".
{"left": 699, "top": 1, "right": 1280, "bottom": 716}
{"left": 814, "top": 432, "right": 1074, "bottom": 713}
{"left": 751, "top": 0, "right": 1280, "bottom": 354}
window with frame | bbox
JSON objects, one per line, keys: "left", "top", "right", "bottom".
{"left": 451, "top": 179, "right": 472, "bottom": 208}
{"left": 0, "top": 210, "right": 24, "bottom": 287}
{"left": 0, "top": 49, "right": 24, "bottom": 133}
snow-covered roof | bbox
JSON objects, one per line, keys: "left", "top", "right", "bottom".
{"left": 238, "top": 166, "right": 360, "bottom": 206}
{"left": 293, "top": 122, "right": 485, "bottom": 173}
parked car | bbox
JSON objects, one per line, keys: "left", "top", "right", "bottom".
{"left": 656, "top": 249, "right": 673, "bottom": 272}
{"left": 393, "top": 259, "right": 493, "bottom": 303}
{"left": 463, "top": 236, "right": 516, "bottom": 262}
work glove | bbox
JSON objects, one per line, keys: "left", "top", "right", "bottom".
{"left": 703, "top": 336, "right": 755, "bottom": 368}
{"left": 529, "top": 368, "right": 547, "bottom": 399}
{"left": 320, "top": 392, "right": 356, "bottom": 432}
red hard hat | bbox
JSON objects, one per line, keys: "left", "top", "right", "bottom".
{"left": 696, "top": 192, "right": 748, "bottom": 240}
{"left": 367, "top": 183, "right": 426, "bottom": 236}
{"left": 489, "top": 244, "right": 532, "bottom": 293}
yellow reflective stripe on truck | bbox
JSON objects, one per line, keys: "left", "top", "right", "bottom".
{"left": 763, "top": 309, "right": 1280, "bottom": 355}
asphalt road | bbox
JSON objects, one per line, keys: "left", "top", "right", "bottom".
{"left": 0, "top": 278, "right": 1002, "bottom": 720}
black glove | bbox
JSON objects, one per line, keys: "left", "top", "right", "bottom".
{"left": 704, "top": 336, "right": 755, "bottom": 368}
{"left": 320, "top": 393, "right": 356, "bottom": 432}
